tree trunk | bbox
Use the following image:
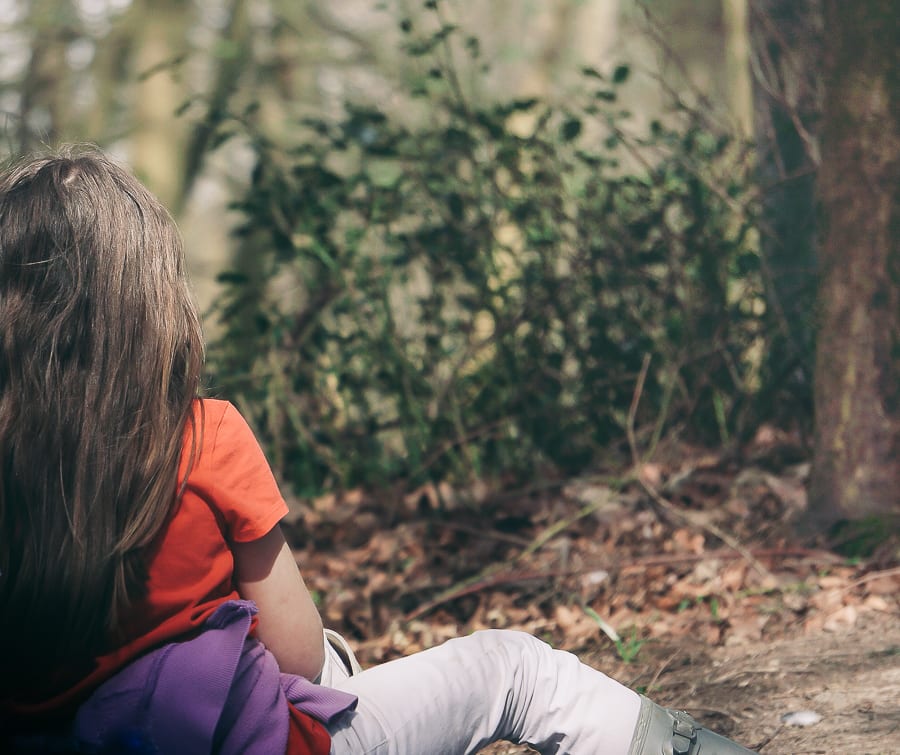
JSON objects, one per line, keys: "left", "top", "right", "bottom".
{"left": 807, "top": 0, "right": 900, "bottom": 532}
{"left": 722, "top": 0, "right": 753, "bottom": 137}
{"left": 128, "top": 0, "right": 189, "bottom": 210}
{"left": 17, "top": 0, "right": 74, "bottom": 151}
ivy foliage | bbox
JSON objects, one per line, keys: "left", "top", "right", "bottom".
{"left": 206, "top": 10, "right": 763, "bottom": 498}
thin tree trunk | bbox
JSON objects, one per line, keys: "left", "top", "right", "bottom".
{"left": 722, "top": 0, "right": 753, "bottom": 138}
{"left": 177, "top": 0, "right": 249, "bottom": 214}
{"left": 18, "top": 0, "right": 73, "bottom": 150}
{"left": 84, "top": 14, "right": 136, "bottom": 144}
{"left": 128, "top": 0, "right": 189, "bottom": 210}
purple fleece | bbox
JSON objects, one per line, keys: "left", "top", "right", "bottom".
{"left": 72, "top": 600, "right": 357, "bottom": 755}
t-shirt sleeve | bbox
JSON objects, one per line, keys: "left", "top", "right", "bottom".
{"left": 201, "top": 401, "right": 289, "bottom": 543}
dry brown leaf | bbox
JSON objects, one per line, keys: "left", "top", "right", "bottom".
{"left": 721, "top": 562, "right": 748, "bottom": 592}
{"left": 726, "top": 614, "right": 769, "bottom": 645}
{"left": 823, "top": 604, "right": 858, "bottom": 632}
{"left": 809, "top": 588, "right": 843, "bottom": 613}
{"left": 862, "top": 595, "right": 892, "bottom": 612}
{"left": 762, "top": 472, "right": 808, "bottom": 511}
{"left": 782, "top": 591, "right": 808, "bottom": 613}
{"left": 638, "top": 462, "right": 664, "bottom": 487}
{"left": 703, "top": 623, "right": 723, "bottom": 645}
{"left": 864, "top": 575, "right": 900, "bottom": 595}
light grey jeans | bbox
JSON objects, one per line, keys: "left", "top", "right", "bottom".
{"left": 319, "top": 629, "right": 641, "bottom": 755}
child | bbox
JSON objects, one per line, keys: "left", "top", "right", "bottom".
{"left": 0, "top": 147, "right": 757, "bottom": 754}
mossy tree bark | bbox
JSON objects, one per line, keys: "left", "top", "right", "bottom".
{"left": 807, "top": 0, "right": 900, "bottom": 532}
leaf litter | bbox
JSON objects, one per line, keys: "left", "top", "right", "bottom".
{"left": 282, "top": 435, "right": 900, "bottom": 753}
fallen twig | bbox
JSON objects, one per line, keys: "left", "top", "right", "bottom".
{"left": 646, "top": 649, "right": 680, "bottom": 692}
{"left": 403, "top": 546, "right": 825, "bottom": 621}
{"left": 838, "top": 565, "right": 900, "bottom": 595}
{"left": 404, "top": 568, "right": 554, "bottom": 621}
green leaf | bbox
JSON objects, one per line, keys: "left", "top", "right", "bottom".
{"left": 216, "top": 270, "right": 249, "bottom": 284}
{"left": 612, "top": 64, "right": 630, "bottom": 84}
{"left": 508, "top": 97, "right": 539, "bottom": 112}
{"left": 212, "top": 39, "right": 242, "bottom": 60}
{"left": 560, "top": 118, "right": 582, "bottom": 142}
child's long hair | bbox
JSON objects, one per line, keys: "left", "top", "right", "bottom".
{"left": 0, "top": 147, "right": 204, "bottom": 694}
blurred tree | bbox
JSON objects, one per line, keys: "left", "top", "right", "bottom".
{"left": 129, "top": 0, "right": 191, "bottom": 209}
{"left": 82, "top": 3, "right": 136, "bottom": 143}
{"left": 722, "top": 0, "right": 752, "bottom": 137}
{"left": 17, "top": 0, "right": 76, "bottom": 150}
{"left": 807, "top": 0, "right": 900, "bottom": 533}
{"left": 748, "top": 0, "right": 822, "bottom": 429}
{"left": 178, "top": 0, "right": 249, "bottom": 212}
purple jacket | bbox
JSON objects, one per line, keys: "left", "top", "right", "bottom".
{"left": 71, "top": 600, "right": 356, "bottom": 755}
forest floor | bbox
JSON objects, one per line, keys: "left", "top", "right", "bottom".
{"left": 282, "top": 426, "right": 900, "bottom": 754}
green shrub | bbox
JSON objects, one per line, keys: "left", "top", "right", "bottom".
{"left": 206, "top": 18, "right": 763, "bottom": 499}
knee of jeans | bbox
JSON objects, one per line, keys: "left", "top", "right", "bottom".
{"left": 462, "top": 629, "right": 554, "bottom": 666}
{"left": 468, "top": 630, "right": 571, "bottom": 696}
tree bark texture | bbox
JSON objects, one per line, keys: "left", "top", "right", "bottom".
{"left": 808, "top": 0, "right": 900, "bottom": 530}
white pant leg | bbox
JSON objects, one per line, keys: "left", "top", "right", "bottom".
{"left": 324, "top": 629, "right": 641, "bottom": 755}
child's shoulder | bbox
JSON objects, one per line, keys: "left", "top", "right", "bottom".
{"left": 195, "top": 396, "right": 232, "bottom": 420}
{"left": 188, "top": 398, "right": 262, "bottom": 463}
{"left": 181, "top": 399, "right": 236, "bottom": 474}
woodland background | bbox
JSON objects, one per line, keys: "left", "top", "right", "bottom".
{"left": 2, "top": 2, "right": 899, "bottom": 750}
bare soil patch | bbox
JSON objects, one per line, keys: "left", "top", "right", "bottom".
{"left": 621, "top": 608, "right": 900, "bottom": 754}
{"left": 481, "top": 608, "right": 900, "bottom": 754}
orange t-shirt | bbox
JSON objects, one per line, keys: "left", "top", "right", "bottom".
{"left": 7, "top": 399, "right": 329, "bottom": 754}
